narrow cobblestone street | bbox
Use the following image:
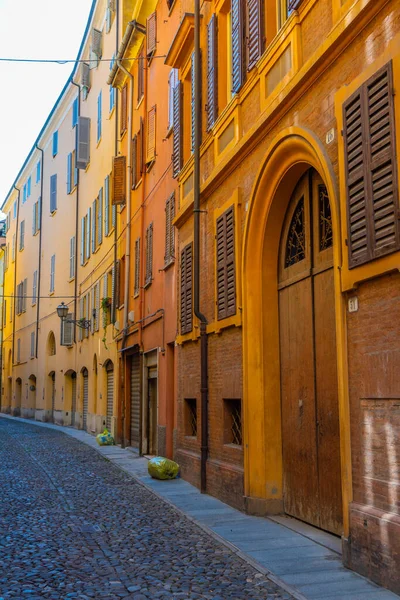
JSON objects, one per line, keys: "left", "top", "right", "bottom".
{"left": 0, "top": 419, "right": 294, "bottom": 600}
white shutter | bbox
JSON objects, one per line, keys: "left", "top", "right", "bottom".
{"left": 23, "top": 278, "right": 27, "bottom": 312}
{"left": 91, "top": 288, "right": 95, "bottom": 334}
{"left": 70, "top": 237, "right": 75, "bottom": 279}
{"left": 92, "top": 200, "right": 97, "bottom": 253}
{"left": 32, "top": 270, "right": 37, "bottom": 305}
{"left": 86, "top": 208, "right": 91, "bottom": 261}
{"left": 98, "top": 188, "right": 103, "bottom": 245}
{"left": 61, "top": 313, "right": 74, "bottom": 347}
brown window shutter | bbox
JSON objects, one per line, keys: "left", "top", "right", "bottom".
{"left": 216, "top": 206, "right": 236, "bottom": 320}
{"left": 343, "top": 61, "right": 400, "bottom": 268}
{"left": 112, "top": 155, "right": 126, "bottom": 205}
{"left": 206, "top": 15, "right": 218, "bottom": 131}
{"left": 145, "top": 223, "right": 153, "bottom": 285}
{"left": 191, "top": 53, "right": 201, "bottom": 151}
{"left": 288, "top": 0, "right": 303, "bottom": 12}
{"left": 134, "top": 238, "right": 140, "bottom": 296}
{"left": 146, "top": 106, "right": 156, "bottom": 164}
{"left": 120, "top": 85, "right": 128, "bottom": 135}
{"left": 139, "top": 117, "right": 144, "bottom": 175}
{"left": 137, "top": 46, "right": 144, "bottom": 102}
{"left": 147, "top": 13, "right": 157, "bottom": 56}
{"left": 246, "top": 0, "right": 263, "bottom": 71}
{"left": 180, "top": 244, "right": 193, "bottom": 334}
{"left": 231, "top": 0, "right": 244, "bottom": 93}
{"left": 173, "top": 82, "right": 183, "bottom": 178}
{"left": 165, "top": 192, "right": 176, "bottom": 264}
{"left": 131, "top": 134, "right": 137, "bottom": 188}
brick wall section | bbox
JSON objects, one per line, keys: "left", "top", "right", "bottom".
{"left": 345, "top": 272, "right": 400, "bottom": 593}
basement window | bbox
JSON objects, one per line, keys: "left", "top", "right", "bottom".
{"left": 224, "top": 399, "right": 242, "bottom": 446}
{"left": 185, "top": 398, "right": 197, "bottom": 438}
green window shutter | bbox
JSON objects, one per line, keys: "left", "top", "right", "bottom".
{"left": 92, "top": 200, "right": 97, "bottom": 253}
{"left": 86, "top": 207, "right": 91, "bottom": 261}
{"left": 80, "top": 217, "right": 85, "bottom": 265}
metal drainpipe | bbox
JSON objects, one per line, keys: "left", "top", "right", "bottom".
{"left": 35, "top": 144, "right": 44, "bottom": 358}
{"left": 194, "top": 0, "right": 209, "bottom": 494}
{"left": 12, "top": 185, "right": 20, "bottom": 366}
{"left": 117, "top": 60, "right": 133, "bottom": 449}
{"left": 70, "top": 80, "right": 81, "bottom": 344}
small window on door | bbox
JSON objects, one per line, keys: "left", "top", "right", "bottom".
{"left": 285, "top": 197, "right": 305, "bottom": 267}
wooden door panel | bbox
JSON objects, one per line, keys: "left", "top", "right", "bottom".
{"left": 313, "top": 268, "right": 343, "bottom": 535}
{"left": 279, "top": 278, "right": 320, "bottom": 527}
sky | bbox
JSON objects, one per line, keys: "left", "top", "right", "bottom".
{"left": 0, "top": 0, "right": 94, "bottom": 208}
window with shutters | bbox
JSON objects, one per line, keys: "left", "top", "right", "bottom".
{"left": 97, "top": 91, "right": 102, "bottom": 142}
{"left": 50, "top": 255, "right": 56, "bottom": 293}
{"left": 172, "top": 80, "right": 183, "bottom": 177}
{"left": 97, "top": 188, "right": 103, "bottom": 246}
{"left": 32, "top": 199, "right": 40, "bottom": 235}
{"left": 132, "top": 134, "right": 138, "bottom": 189}
{"left": 106, "top": 0, "right": 115, "bottom": 33}
{"left": 343, "top": 62, "right": 400, "bottom": 268}
{"left": 137, "top": 45, "right": 145, "bottom": 103}
{"left": 32, "top": 270, "right": 38, "bottom": 305}
{"left": 145, "top": 223, "right": 153, "bottom": 286}
{"left": 146, "top": 106, "right": 156, "bottom": 165}
{"left": 72, "top": 97, "right": 79, "bottom": 128}
{"left": 109, "top": 56, "right": 116, "bottom": 111}
{"left": 146, "top": 13, "right": 156, "bottom": 57}
{"left": 120, "top": 85, "right": 128, "bottom": 136}
{"left": 92, "top": 198, "right": 98, "bottom": 253}
{"left": 168, "top": 69, "right": 179, "bottom": 130}
{"left": 19, "top": 220, "right": 25, "bottom": 251}
{"left": 231, "top": 0, "right": 244, "bottom": 93}
{"left": 119, "top": 255, "right": 126, "bottom": 308}
{"left": 246, "top": 0, "right": 264, "bottom": 71}
{"left": 165, "top": 192, "right": 175, "bottom": 265}
{"left": 67, "top": 152, "right": 78, "bottom": 194}
{"left": 86, "top": 208, "right": 91, "bottom": 261}
{"left": 134, "top": 238, "right": 140, "bottom": 297}
{"left": 216, "top": 206, "right": 236, "bottom": 320}
{"left": 92, "top": 28, "right": 103, "bottom": 61}
{"left": 112, "top": 156, "right": 126, "bottom": 204}
{"left": 206, "top": 15, "right": 218, "bottom": 131}
{"left": 17, "top": 339, "right": 21, "bottom": 363}
{"left": 36, "top": 160, "right": 41, "bottom": 183}
{"left": 70, "top": 236, "right": 76, "bottom": 279}
{"left": 104, "top": 175, "right": 113, "bottom": 236}
{"left": 52, "top": 131, "right": 58, "bottom": 157}
{"left": 30, "top": 332, "right": 35, "bottom": 359}
{"left": 12, "top": 233, "right": 15, "bottom": 261}
{"left": 76, "top": 117, "right": 91, "bottom": 169}
{"left": 190, "top": 52, "right": 202, "bottom": 153}
{"left": 180, "top": 243, "right": 193, "bottom": 335}
{"left": 50, "top": 174, "right": 57, "bottom": 213}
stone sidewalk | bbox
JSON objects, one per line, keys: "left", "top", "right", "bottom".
{"left": 2, "top": 415, "right": 398, "bottom": 600}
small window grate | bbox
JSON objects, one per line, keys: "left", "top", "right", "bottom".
{"left": 224, "top": 399, "right": 242, "bottom": 445}
{"left": 318, "top": 184, "right": 333, "bottom": 251}
{"left": 185, "top": 398, "right": 197, "bottom": 437}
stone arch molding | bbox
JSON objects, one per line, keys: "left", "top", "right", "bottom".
{"left": 241, "top": 126, "right": 352, "bottom": 535}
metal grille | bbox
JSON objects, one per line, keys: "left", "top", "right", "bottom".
{"left": 106, "top": 367, "right": 114, "bottom": 431}
{"left": 285, "top": 197, "right": 305, "bottom": 267}
{"left": 224, "top": 399, "right": 242, "bottom": 445}
{"left": 318, "top": 184, "right": 333, "bottom": 251}
{"left": 83, "top": 370, "right": 88, "bottom": 431}
{"left": 185, "top": 399, "right": 197, "bottom": 437}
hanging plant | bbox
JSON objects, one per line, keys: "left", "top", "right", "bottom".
{"left": 101, "top": 297, "right": 111, "bottom": 349}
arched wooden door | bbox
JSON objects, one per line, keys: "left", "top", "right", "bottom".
{"left": 82, "top": 369, "right": 89, "bottom": 431}
{"left": 278, "top": 168, "right": 342, "bottom": 535}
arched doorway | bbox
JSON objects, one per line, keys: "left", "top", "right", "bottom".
{"left": 278, "top": 168, "right": 342, "bottom": 534}
{"left": 47, "top": 332, "right": 56, "bottom": 356}
{"left": 82, "top": 368, "right": 88, "bottom": 431}
{"left": 28, "top": 375, "right": 37, "bottom": 415}
{"left": 105, "top": 361, "right": 114, "bottom": 432}
{"left": 15, "top": 378, "right": 22, "bottom": 416}
{"left": 49, "top": 372, "right": 56, "bottom": 422}
{"left": 65, "top": 371, "right": 77, "bottom": 427}
{"left": 93, "top": 355, "right": 98, "bottom": 420}
{"left": 242, "top": 128, "right": 352, "bottom": 538}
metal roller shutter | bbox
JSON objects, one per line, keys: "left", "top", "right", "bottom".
{"left": 130, "top": 354, "right": 140, "bottom": 449}
{"left": 83, "top": 371, "right": 89, "bottom": 431}
{"left": 106, "top": 367, "right": 114, "bottom": 431}
{"left": 71, "top": 375, "right": 77, "bottom": 426}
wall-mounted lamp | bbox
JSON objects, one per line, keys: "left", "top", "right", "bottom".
{"left": 57, "top": 302, "right": 91, "bottom": 330}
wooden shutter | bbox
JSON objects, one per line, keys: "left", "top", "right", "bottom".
{"left": 206, "top": 15, "right": 218, "bottom": 131}
{"left": 81, "top": 62, "right": 91, "bottom": 89}
{"left": 343, "top": 61, "right": 400, "bottom": 268}
{"left": 191, "top": 52, "right": 202, "bottom": 152}
{"left": 95, "top": 283, "right": 100, "bottom": 332}
{"left": 138, "top": 46, "right": 144, "bottom": 101}
{"left": 105, "top": 175, "right": 110, "bottom": 235}
{"left": 134, "top": 238, "right": 140, "bottom": 296}
{"left": 165, "top": 192, "right": 175, "bottom": 263}
{"left": 70, "top": 237, "right": 75, "bottom": 279}
{"left": 98, "top": 188, "right": 103, "bottom": 245}
{"left": 147, "top": 13, "right": 157, "bottom": 56}
{"left": 86, "top": 208, "right": 91, "bottom": 261}
{"left": 216, "top": 206, "right": 236, "bottom": 320}
{"left": 145, "top": 223, "right": 153, "bottom": 285}
{"left": 246, "top": 0, "right": 263, "bottom": 71}
{"left": 92, "top": 199, "right": 97, "bottom": 253}
{"left": 92, "top": 28, "right": 102, "bottom": 59}
{"left": 120, "top": 85, "right": 128, "bottom": 135}
{"left": 22, "top": 278, "right": 27, "bottom": 312}
{"left": 146, "top": 106, "right": 156, "bottom": 164}
{"left": 232, "top": 0, "right": 244, "bottom": 93}
{"left": 50, "top": 175, "right": 57, "bottom": 212}
{"left": 112, "top": 156, "right": 126, "bottom": 204}
{"left": 61, "top": 314, "right": 74, "bottom": 347}
{"left": 80, "top": 217, "right": 85, "bottom": 265}
{"left": 139, "top": 117, "right": 144, "bottom": 175}
{"left": 180, "top": 244, "right": 193, "bottom": 334}
{"left": 288, "top": 0, "right": 303, "bottom": 11}
{"left": 76, "top": 116, "right": 91, "bottom": 169}
{"left": 132, "top": 134, "right": 138, "bottom": 188}
{"left": 172, "top": 82, "right": 183, "bottom": 178}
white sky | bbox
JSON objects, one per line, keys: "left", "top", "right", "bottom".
{"left": 0, "top": 0, "right": 94, "bottom": 208}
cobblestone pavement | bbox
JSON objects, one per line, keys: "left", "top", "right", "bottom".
{"left": 0, "top": 419, "right": 294, "bottom": 600}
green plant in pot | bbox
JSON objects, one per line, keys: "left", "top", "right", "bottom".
{"left": 101, "top": 297, "right": 111, "bottom": 349}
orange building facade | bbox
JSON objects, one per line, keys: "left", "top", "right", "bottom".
{"left": 2, "top": 0, "right": 400, "bottom": 593}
